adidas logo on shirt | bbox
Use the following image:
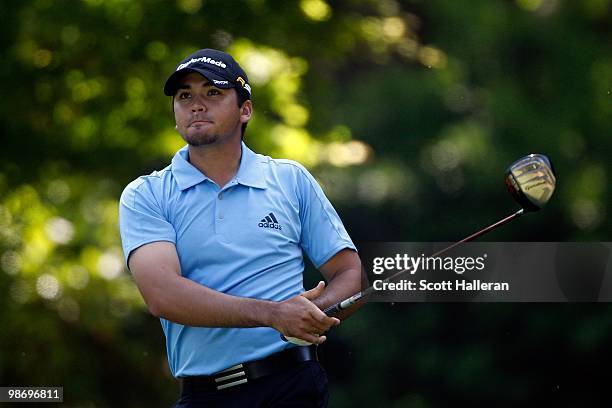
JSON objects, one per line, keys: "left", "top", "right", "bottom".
{"left": 258, "top": 212, "right": 282, "bottom": 230}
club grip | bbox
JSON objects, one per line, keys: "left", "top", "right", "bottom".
{"left": 279, "top": 304, "right": 340, "bottom": 343}
{"left": 280, "top": 292, "right": 363, "bottom": 343}
{"left": 325, "top": 292, "right": 364, "bottom": 316}
{"left": 280, "top": 334, "right": 314, "bottom": 345}
{"left": 323, "top": 303, "right": 342, "bottom": 316}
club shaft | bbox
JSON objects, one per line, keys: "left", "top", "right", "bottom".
{"left": 323, "top": 208, "right": 525, "bottom": 316}
{"left": 429, "top": 208, "right": 524, "bottom": 258}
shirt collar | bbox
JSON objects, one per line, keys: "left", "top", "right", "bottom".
{"left": 171, "top": 142, "right": 267, "bottom": 191}
{"left": 235, "top": 142, "right": 267, "bottom": 189}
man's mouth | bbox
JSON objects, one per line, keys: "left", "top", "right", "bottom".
{"left": 190, "top": 119, "right": 212, "bottom": 126}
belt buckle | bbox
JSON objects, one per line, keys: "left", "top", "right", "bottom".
{"left": 213, "top": 364, "right": 248, "bottom": 390}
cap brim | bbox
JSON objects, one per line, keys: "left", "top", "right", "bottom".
{"left": 163, "top": 68, "right": 234, "bottom": 96}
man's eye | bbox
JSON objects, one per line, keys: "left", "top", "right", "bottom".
{"left": 178, "top": 92, "right": 191, "bottom": 99}
{"left": 208, "top": 89, "right": 221, "bottom": 96}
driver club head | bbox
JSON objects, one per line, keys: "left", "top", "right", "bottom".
{"left": 505, "top": 154, "right": 556, "bottom": 212}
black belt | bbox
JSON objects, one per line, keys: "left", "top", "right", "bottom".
{"left": 181, "top": 345, "right": 318, "bottom": 392}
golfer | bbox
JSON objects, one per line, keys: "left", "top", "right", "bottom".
{"left": 119, "top": 48, "right": 362, "bottom": 407}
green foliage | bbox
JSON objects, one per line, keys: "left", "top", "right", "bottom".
{"left": 1, "top": 0, "right": 610, "bottom": 406}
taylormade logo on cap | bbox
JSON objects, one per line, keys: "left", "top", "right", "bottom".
{"left": 164, "top": 48, "right": 252, "bottom": 98}
{"left": 177, "top": 56, "right": 227, "bottom": 71}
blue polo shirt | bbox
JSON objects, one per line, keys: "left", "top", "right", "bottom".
{"left": 119, "top": 142, "right": 355, "bottom": 377}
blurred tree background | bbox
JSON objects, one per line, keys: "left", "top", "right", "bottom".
{"left": 1, "top": 0, "right": 610, "bottom": 406}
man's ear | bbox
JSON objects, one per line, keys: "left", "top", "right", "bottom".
{"left": 240, "top": 100, "right": 253, "bottom": 124}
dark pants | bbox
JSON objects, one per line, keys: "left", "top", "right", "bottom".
{"left": 173, "top": 361, "right": 329, "bottom": 408}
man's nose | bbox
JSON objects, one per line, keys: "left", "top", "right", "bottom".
{"left": 191, "top": 95, "right": 206, "bottom": 112}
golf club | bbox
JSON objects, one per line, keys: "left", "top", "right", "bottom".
{"left": 283, "top": 153, "right": 557, "bottom": 345}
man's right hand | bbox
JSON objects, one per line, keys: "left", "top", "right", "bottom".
{"left": 270, "top": 281, "right": 340, "bottom": 345}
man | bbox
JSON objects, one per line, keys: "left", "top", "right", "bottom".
{"left": 119, "top": 48, "right": 362, "bottom": 407}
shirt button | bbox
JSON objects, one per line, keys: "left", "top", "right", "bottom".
{"left": 218, "top": 193, "right": 223, "bottom": 200}
{"left": 218, "top": 213, "right": 224, "bottom": 219}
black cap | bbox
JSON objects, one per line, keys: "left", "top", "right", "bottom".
{"left": 164, "top": 49, "right": 251, "bottom": 99}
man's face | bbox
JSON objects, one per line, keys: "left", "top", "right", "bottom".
{"left": 173, "top": 72, "right": 249, "bottom": 147}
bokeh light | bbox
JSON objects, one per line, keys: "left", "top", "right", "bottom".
{"left": 300, "top": 0, "right": 332, "bottom": 22}
{"left": 36, "top": 274, "right": 61, "bottom": 300}
{"left": 45, "top": 217, "right": 75, "bottom": 245}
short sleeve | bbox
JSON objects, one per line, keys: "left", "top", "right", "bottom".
{"left": 296, "top": 166, "right": 356, "bottom": 268}
{"left": 119, "top": 177, "right": 177, "bottom": 266}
